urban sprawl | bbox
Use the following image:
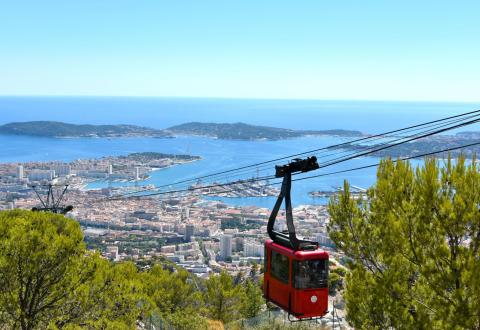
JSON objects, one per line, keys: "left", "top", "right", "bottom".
{"left": 0, "top": 154, "right": 342, "bottom": 279}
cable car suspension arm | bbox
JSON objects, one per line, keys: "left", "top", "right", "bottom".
{"left": 267, "top": 157, "right": 320, "bottom": 251}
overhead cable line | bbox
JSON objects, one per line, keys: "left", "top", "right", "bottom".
{"left": 107, "top": 174, "right": 277, "bottom": 201}
{"left": 104, "top": 139, "right": 480, "bottom": 202}
{"left": 146, "top": 109, "right": 480, "bottom": 190}
{"left": 315, "top": 115, "right": 480, "bottom": 170}
{"left": 110, "top": 110, "right": 480, "bottom": 199}
{"left": 110, "top": 116, "right": 480, "bottom": 200}
{"left": 293, "top": 140, "right": 480, "bottom": 182}
{"left": 111, "top": 113, "right": 480, "bottom": 200}
{"left": 170, "top": 112, "right": 480, "bottom": 185}
{"left": 161, "top": 139, "right": 480, "bottom": 199}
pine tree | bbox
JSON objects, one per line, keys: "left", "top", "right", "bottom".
{"left": 142, "top": 264, "right": 206, "bottom": 329}
{"left": 240, "top": 279, "right": 264, "bottom": 319}
{"left": 203, "top": 271, "right": 242, "bottom": 323}
{"left": 328, "top": 157, "right": 480, "bottom": 329}
{"left": 0, "top": 210, "right": 148, "bottom": 329}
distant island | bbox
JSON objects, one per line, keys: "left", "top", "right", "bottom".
{"left": 165, "top": 122, "right": 364, "bottom": 140}
{"left": 0, "top": 121, "right": 172, "bottom": 138}
{"left": 0, "top": 121, "right": 363, "bottom": 140}
{"left": 2, "top": 121, "right": 479, "bottom": 158}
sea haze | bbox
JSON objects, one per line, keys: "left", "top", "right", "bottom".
{"left": 0, "top": 97, "right": 477, "bottom": 206}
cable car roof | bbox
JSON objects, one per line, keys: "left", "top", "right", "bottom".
{"left": 266, "top": 240, "right": 328, "bottom": 260}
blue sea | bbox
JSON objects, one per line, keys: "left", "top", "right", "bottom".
{"left": 0, "top": 97, "right": 478, "bottom": 207}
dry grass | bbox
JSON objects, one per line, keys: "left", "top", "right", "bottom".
{"left": 207, "top": 320, "right": 225, "bottom": 330}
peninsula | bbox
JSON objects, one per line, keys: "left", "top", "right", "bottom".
{"left": 166, "top": 122, "right": 363, "bottom": 140}
{"left": 0, "top": 151, "right": 200, "bottom": 189}
{"left": 0, "top": 121, "right": 364, "bottom": 140}
{"left": 0, "top": 121, "right": 172, "bottom": 138}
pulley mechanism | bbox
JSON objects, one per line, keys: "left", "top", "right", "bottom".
{"left": 274, "top": 156, "right": 319, "bottom": 178}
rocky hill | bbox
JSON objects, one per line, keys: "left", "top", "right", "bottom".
{"left": 166, "top": 122, "right": 363, "bottom": 140}
{"left": 0, "top": 121, "right": 172, "bottom": 138}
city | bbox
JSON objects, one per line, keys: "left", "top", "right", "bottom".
{"left": 2, "top": 1, "right": 479, "bottom": 328}
{"left": 0, "top": 156, "right": 340, "bottom": 278}
{"left": 0, "top": 151, "right": 348, "bottom": 327}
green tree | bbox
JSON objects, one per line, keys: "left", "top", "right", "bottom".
{"left": 166, "top": 309, "right": 207, "bottom": 330}
{"left": 328, "top": 272, "right": 343, "bottom": 296}
{"left": 0, "top": 210, "right": 148, "bottom": 329}
{"left": 202, "top": 271, "right": 242, "bottom": 323}
{"left": 328, "top": 268, "right": 346, "bottom": 296}
{"left": 328, "top": 157, "right": 480, "bottom": 329}
{"left": 142, "top": 264, "right": 205, "bottom": 330}
{"left": 240, "top": 279, "right": 264, "bottom": 318}
{"left": 79, "top": 261, "right": 149, "bottom": 328}
{"left": 332, "top": 267, "right": 347, "bottom": 277}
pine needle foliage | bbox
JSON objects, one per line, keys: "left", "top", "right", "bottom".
{"left": 328, "top": 156, "right": 480, "bottom": 329}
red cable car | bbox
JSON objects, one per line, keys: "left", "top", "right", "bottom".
{"left": 264, "top": 240, "right": 329, "bottom": 319}
{"left": 263, "top": 157, "right": 329, "bottom": 320}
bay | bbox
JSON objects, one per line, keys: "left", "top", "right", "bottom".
{"left": 0, "top": 97, "right": 476, "bottom": 207}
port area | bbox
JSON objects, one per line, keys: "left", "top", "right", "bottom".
{"left": 309, "top": 185, "right": 367, "bottom": 200}
{"left": 189, "top": 179, "right": 279, "bottom": 198}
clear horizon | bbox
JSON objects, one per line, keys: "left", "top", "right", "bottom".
{"left": 0, "top": 95, "right": 479, "bottom": 105}
{"left": 1, "top": 1, "right": 480, "bottom": 102}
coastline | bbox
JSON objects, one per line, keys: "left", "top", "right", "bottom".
{"left": 82, "top": 157, "right": 202, "bottom": 191}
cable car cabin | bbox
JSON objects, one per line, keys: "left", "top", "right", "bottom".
{"left": 264, "top": 156, "right": 328, "bottom": 320}
{"left": 264, "top": 240, "right": 329, "bottom": 319}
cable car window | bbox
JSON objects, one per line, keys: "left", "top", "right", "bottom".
{"left": 293, "top": 259, "right": 328, "bottom": 289}
{"left": 270, "top": 250, "right": 290, "bottom": 283}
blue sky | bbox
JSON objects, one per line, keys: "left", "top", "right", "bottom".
{"left": 0, "top": 1, "right": 479, "bottom": 101}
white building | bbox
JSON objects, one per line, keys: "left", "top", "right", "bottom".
{"left": 243, "top": 241, "right": 264, "bottom": 258}
{"left": 161, "top": 245, "right": 176, "bottom": 254}
{"left": 220, "top": 234, "right": 232, "bottom": 260}
{"left": 51, "top": 164, "right": 71, "bottom": 176}
{"left": 183, "top": 207, "right": 190, "bottom": 219}
{"left": 16, "top": 165, "right": 24, "bottom": 180}
{"left": 28, "top": 169, "right": 55, "bottom": 181}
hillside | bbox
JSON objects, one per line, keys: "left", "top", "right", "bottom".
{"left": 166, "top": 122, "right": 363, "bottom": 140}
{"left": 0, "top": 121, "right": 172, "bottom": 138}
{"left": 0, "top": 120, "right": 364, "bottom": 140}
